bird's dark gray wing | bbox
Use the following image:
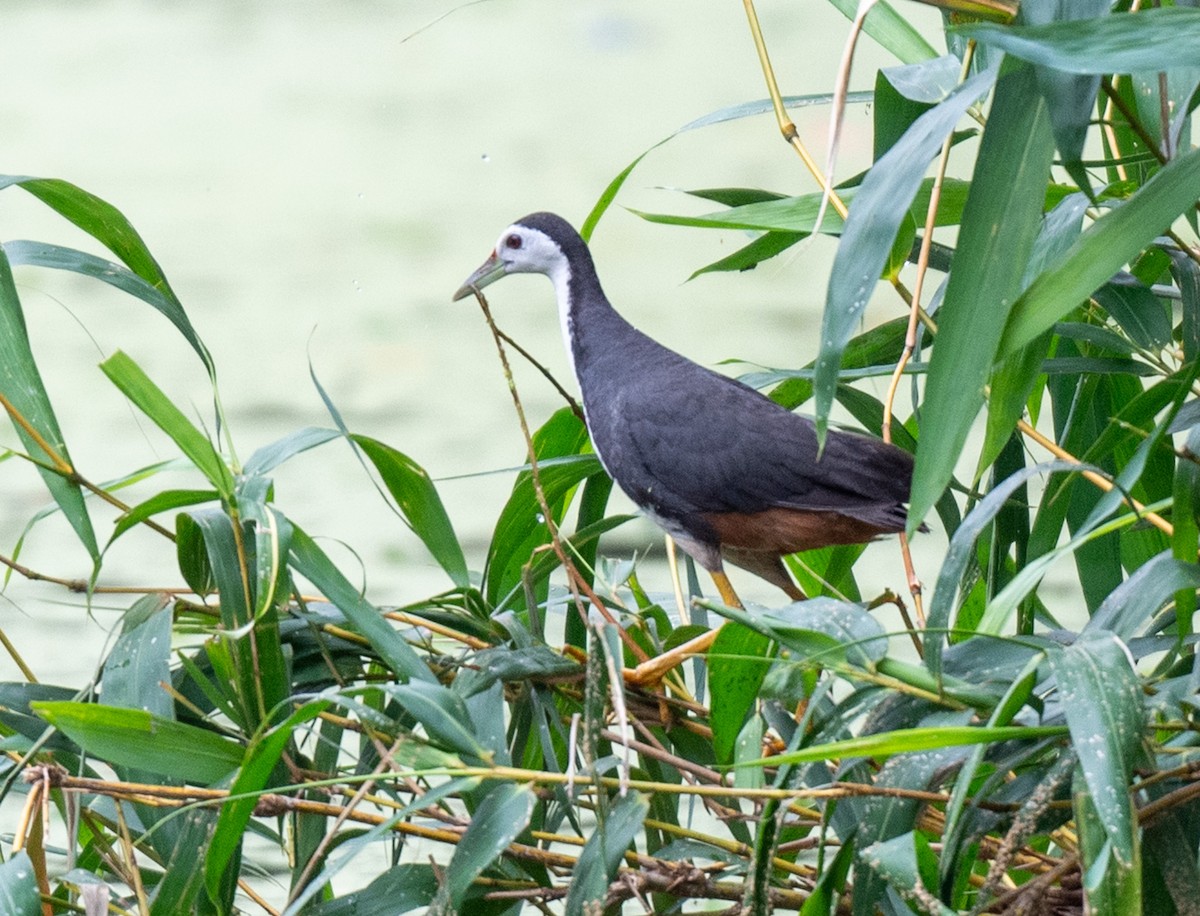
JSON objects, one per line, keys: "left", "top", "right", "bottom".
{"left": 597, "top": 357, "right": 912, "bottom": 524}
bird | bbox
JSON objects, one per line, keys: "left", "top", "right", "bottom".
{"left": 453, "top": 212, "right": 916, "bottom": 684}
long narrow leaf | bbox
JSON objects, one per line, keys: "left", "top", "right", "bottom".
{"left": 0, "top": 247, "right": 97, "bottom": 557}
{"left": 911, "top": 65, "right": 1055, "bottom": 529}
{"left": 100, "top": 351, "right": 233, "bottom": 498}
{"left": 817, "top": 64, "right": 998, "bottom": 437}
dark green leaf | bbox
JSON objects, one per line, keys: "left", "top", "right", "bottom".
{"left": 100, "top": 351, "right": 233, "bottom": 498}
{"left": 111, "top": 488, "right": 218, "bottom": 544}
{"left": 387, "top": 681, "right": 492, "bottom": 762}
{"left": 690, "top": 231, "right": 805, "bottom": 278}
{"left": 763, "top": 598, "right": 888, "bottom": 668}
{"left": 3, "top": 240, "right": 208, "bottom": 367}
{"left": 352, "top": 435, "right": 469, "bottom": 588}
{"left": 563, "top": 793, "right": 649, "bottom": 915}
{"left": 289, "top": 524, "right": 435, "bottom": 683}
{"left": 101, "top": 598, "right": 173, "bottom": 718}
{"left": 817, "top": 65, "right": 999, "bottom": 438}
{"left": 305, "top": 864, "right": 439, "bottom": 915}
{"left": 206, "top": 700, "right": 328, "bottom": 903}
{"left": 1094, "top": 281, "right": 1172, "bottom": 349}
{"left": 0, "top": 852, "right": 40, "bottom": 916}
{"left": 0, "top": 246, "right": 97, "bottom": 558}
{"left": 861, "top": 831, "right": 956, "bottom": 915}
{"left": 710, "top": 624, "right": 772, "bottom": 764}
{"left": 1049, "top": 632, "right": 1143, "bottom": 867}
{"left": 32, "top": 701, "right": 242, "bottom": 784}
{"left": 1001, "top": 144, "right": 1200, "bottom": 357}
{"left": 911, "top": 65, "right": 1055, "bottom": 531}
{"left": 440, "top": 783, "right": 536, "bottom": 910}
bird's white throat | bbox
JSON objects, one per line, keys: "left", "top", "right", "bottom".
{"left": 547, "top": 256, "right": 579, "bottom": 383}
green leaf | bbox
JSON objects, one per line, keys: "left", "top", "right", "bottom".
{"left": 288, "top": 524, "right": 435, "bottom": 683}
{"left": 583, "top": 92, "right": 871, "bottom": 238}
{"left": 206, "top": 699, "right": 329, "bottom": 904}
{"left": 911, "top": 65, "right": 1055, "bottom": 530}
{"left": 1075, "top": 763, "right": 1142, "bottom": 912}
{"left": 3, "top": 239, "right": 209, "bottom": 368}
{"left": 111, "top": 487, "right": 219, "bottom": 545}
{"left": 101, "top": 597, "right": 173, "bottom": 719}
{"left": 304, "top": 864, "right": 439, "bottom": 915}
{"left": 957, "top": 8, "right": 1200, "bottom": 75}
{"left": 387, "top": 682, "right": 491, "bottom": 762}
{"left": 763, "top": 597, "right": 888, "bottom": 668}
{"left": 564, "top": 793, "right": 649, "bottom": 916}
{"left": 0, "top": 175, "right": 213, "bottom": 374}
{"left": 243, "top": 426, "right": 339, "bottom": 476}
{"left": 861, "top": 832, "right": 956, "bottom": 916}
{"left": 352, "top": 435, "right": 469, "bottom": 588}
{"left": 826, "top": 0, "right": 938, "bottom": 63}
{"left": 1049, "top": 632, "right": 1144, "bottom": 867}
{"left": 689, "top": 230, "right": 805, "bottom": 278}
{"left": 0, "top": 246, "right": 98, "bottom": 558}
{"left": 1001, "top": 144, "right": 1200, "bottom": 357}
{"left": 484, "top": 408, "right": 596, "bottom": 610}
{"left": 981, "top": 192, "right": 1089, "bottom": 473}
{"left": 32, "top": 701, "right": 242, "bottom": 784}
{"left": 100, "top": 350, "right": 234, "bottom": 498}
{"left": 150, "top": 808, "right": 218, "bottom": 915}
{"left": 709, "top": 624, "right": 772, "bottom": 764}
{"left": 437, "top": 783, "right": 536, "bottom": 911}
{"left": 817, "top": 65, "right": 998, "bottom": 437}
{"left": 743, "top": 723, "right": 1066, "bottom": 768}
{"left": 1093, "top": 282, "right": 1172, "bottom": 349}
{"left": 0, "top": 852, "right": 40, "bottom": 916}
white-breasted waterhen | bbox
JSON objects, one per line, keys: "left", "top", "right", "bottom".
{"left": 454, "top": 212, "right": 916, "bottom": 685}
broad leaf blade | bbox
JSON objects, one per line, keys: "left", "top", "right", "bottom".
{"left": 911, "top": 66, "right": 1055, "bottom": 530}
{"left": 100, "top": 350, "right": 233, "bottom": 498}
{"left": 352, "top": 435, "right": 469, "bottom": 587}
{"left": 0, "top": 246, "right": 98, "bottom": 558}
{"left": 1048, "top": 632, "right": 1144, "bottom": 867}
{"left": 1001, "top": 145, "right": 1200, "bottom": 357}
{"left": 564, "top": 793, "right": 649, "bottom": 915}
{"left": 441, "top": 783, "right": 536, "bottom": 910}
{"left": 32, "top": 701, "right": 242, "bottom": 784}
{"left": 817, "top": 64, "right": 998, "bottom": 437}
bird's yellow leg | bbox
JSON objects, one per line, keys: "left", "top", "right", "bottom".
{"left": 624, "top": 569, "right": 743, "bottom": 686}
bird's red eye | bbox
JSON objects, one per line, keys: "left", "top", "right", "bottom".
{"left": 505, "top": 233, "right": 523, "bottom": 250}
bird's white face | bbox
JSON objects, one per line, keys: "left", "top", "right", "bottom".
{"left": 451, "top": 223, "right": 569, "bottom": 302}
{"left": 491, "top": 224, "right": 565, "bottom": 277}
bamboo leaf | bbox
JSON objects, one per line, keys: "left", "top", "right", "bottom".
{"left": 1000, "top": 144, "right": 1200, "bottom": 357}
{"left": 436, "top": 783, "right": 536, "bottom": 911}
{"left": 32, "top": 701, "right": 242, "bottom": 784}
{"left": 1049, "top": 632, "right": 1144, "bottom": 868}
{"left": 352, "top": 435, "right": 469, "bottom": 588}
{"left": 288, "top": 525, "right": 435, "bottom": 684}
{"left": 709, "top": 624, "right": 772, "bottom": 764}
{"left": 0, "top": 246, "right": 97, "bottom": 558}
{"left": 100, "top": 350, "right": 234, "bottom": 498}
{"left": 911, "top": 65, "right": 1055, "bottom": 530}
{"left": 564, "top": 793, "right": 649, "bottom": 915}
{"left": 817, "top": 64, "right": 998, "bottom": 437}
{"left": 100, "top": 597, "right": 173, "bottom": 719}
{"left": 958, "top": 8, "right": 1200, "bottom": 75}
{"left": 0, "top": 853, "right": 40, "bottom": 916}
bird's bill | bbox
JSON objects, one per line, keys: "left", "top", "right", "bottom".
{"left": 452, "top": 251, "right": 507, "bottom": 301}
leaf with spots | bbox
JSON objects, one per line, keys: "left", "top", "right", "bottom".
{"left": 1048, "top": 631, "right": 1144, "bottom": 868}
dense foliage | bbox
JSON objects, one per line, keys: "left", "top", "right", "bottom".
{"left": 1, "top": 2, "right": 1200, "bottom": 914}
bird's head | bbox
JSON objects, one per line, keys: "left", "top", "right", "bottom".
{"left": 452, "top": 213, "right": 577, "bottom": 301}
